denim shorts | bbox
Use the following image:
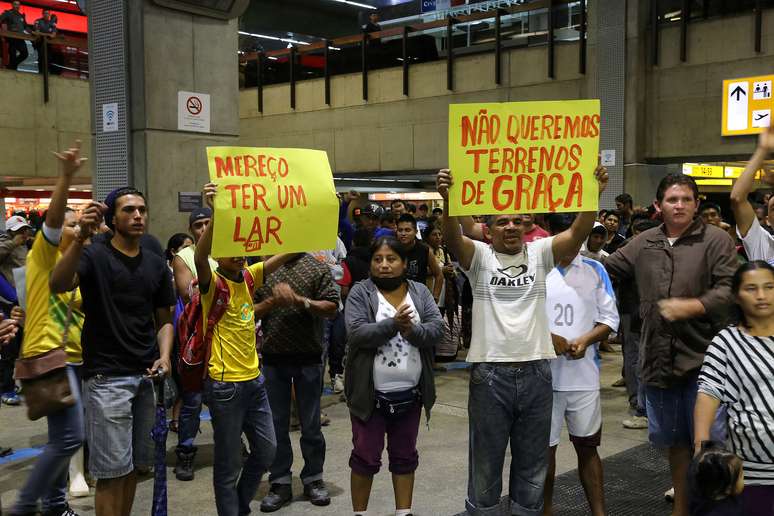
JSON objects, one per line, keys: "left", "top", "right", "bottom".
{"left": 83, "top": 374, "right": 156, "bottom": 479}
{"left": 645, "top": 375, "right": 699, "bottom": 448}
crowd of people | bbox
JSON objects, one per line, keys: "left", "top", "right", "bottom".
{"left": 1, "top": 129, "right": 774, "bottom": 516}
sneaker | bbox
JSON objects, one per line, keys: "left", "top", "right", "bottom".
{"left": 303, "top": 479, "right": 330, "bottom": 506}
{"left": 42, "top": 503, "right": 79, "bottom": 516}
{"left": 1, "top": 391, "right": 21, "bottom": 406}
{"left": 260, "top": 483, "right": 293, "bottom": 512}
{"left": 0, "top": 445, "right": 13, "bottom": 457}
{"left": 622, "top": 415, "right": 649, "bottom": 429}
{"left": 664, "top": 487, "right": 675, "bottom": 503}
{"left": 174, "top": 446, "right": 197, "bottom": 481}
{"left": 68, "top": 471, "right": 90, "bottom": 498}
{"left": 333, "top": 374, "right": 344, "bottom": 394}
{"left": 611, "top": 378, "right": 626, "bottom": 388}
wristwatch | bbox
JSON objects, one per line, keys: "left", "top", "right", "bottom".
{"left": 302, "top": 297, "right": 311, "bottom": 310}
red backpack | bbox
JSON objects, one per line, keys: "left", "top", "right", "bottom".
{"left": 177, "top": 269, "right": 255, "bottom": 392}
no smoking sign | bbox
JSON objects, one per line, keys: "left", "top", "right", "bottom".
{"left": 186, "top": 96, "right": 203, "bottom": 115}
{"left": 178, "top": 91, "right": 210, "bottom": 133}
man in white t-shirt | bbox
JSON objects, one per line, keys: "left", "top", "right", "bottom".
{"left": 730, "top": 124, "right": 774, "bottom": 265}
{"left": 436, "top": 165, "right": 609, "bottom": 516}
{"left": 542, "top": 247, "right": 619, "bottom": 516}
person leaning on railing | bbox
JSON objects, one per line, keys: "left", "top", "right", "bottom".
{"left": 0, "top": 1, "right": 30, "bottom": 71}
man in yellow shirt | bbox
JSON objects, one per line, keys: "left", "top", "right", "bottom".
{"left": 195, "top": 182, "right": 297, "bottom": 516}
{"left": 9, "top": 140, "right": 86, "bottom": 516}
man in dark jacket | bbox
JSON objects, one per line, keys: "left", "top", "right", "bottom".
{"left": 0, "top": 1, "right": 29, "bottom": 70}
{"left": 604, "top": 174, "right": 737, "bottom": 516}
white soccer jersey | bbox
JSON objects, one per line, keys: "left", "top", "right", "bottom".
{"left": 546, "top": 255, "right": 619, "bottom": 391}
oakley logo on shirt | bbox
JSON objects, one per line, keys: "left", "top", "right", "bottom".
{"left": 497, "top": 264, "right": 528, "bottom": 278}
{"left": 490, "top": 267, "right": 535, "bottom": 287}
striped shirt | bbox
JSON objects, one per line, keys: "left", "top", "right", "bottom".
{"left": 698, "top": 326, "right": 774, "bottom": 485}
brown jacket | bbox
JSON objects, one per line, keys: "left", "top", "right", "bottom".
{"left": 604, "top": 219, "right": 737, "bottom": 388}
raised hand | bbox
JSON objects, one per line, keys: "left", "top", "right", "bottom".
{"left": 203, "top": 182, "right": 217, "bottom": 209}
{"left": 758, "top": 124, "right": 774, "bottom": 153}
{"left": 594, "top": 164, "right": 609, "bottom": 196}
{"left": 78, "top": 201, "right": 107, "bottom": 239}
{"left": 436, "top": 169, "right": 453, "bottom": 201}
{"left": 52, "top": 140, "right": 87, "bottom": 178}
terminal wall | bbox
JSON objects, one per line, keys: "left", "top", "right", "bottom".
{"left": 0, "top": 73, "right": 91, "bottom": 180}
{"left": 643, "top": 11, "right": 774, "bottom": 161}
{"left": 239, "top": 43, "right": 594, "bottom": 175}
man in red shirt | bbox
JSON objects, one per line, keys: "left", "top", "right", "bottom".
{"left": 521, "top": 214, "right": 550, "bottom": 243}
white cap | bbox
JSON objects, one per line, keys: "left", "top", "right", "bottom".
{"left": 5, "top": 215, "right": 30, "bottom": 232}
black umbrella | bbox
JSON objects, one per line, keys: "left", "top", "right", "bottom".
{"left": 151, "top": 376, "right": 169, "bottom": 516}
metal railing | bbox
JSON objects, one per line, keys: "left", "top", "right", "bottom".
{"left": 0, "top": 30, "right": 88, "bottom": 102}
{"left": 239, "top": 0, "right": 586, "bottom": 112}
{"left": 650, "top": 0, "right": 774, "bottom": 64}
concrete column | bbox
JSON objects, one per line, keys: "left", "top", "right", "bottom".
{"left": 129, "top": 1, "right": 240, "bottom": 241}
{"left": 90, "top": 0, "right": 241, "bottom": 241}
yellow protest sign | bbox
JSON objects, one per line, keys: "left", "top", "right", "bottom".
{"left": 448, "top": 100, "right": 600, "bottom": 216}
{"left": 206, "top": 147, "right": 338, "bottom": 258}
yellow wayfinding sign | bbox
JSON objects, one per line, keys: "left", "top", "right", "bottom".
{"left": 448, "top": 100, "right": 601, "bottom": 216}
{"left": 722, "top": 75, "right": 774, "bottom": 136}
{"left": 206, "top": 147, "right": 338, "bottom": 258}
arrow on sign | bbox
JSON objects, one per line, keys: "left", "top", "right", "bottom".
{"left": 730, "top": 85, "right": 747, "bottom": 101}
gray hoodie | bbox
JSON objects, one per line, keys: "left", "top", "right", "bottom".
{"left": 344, "top": 278, "right": 443, "bottom": 422}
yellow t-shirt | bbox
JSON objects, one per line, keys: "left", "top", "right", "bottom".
{"left": 201, "top": 262, "right": 264, "bottom": 382}
{"left": 21, "top": 232, "right": 84, "bottom": 364}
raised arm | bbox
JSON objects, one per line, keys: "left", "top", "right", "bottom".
{"left": 460, "top": 216, "right": 485, "bottom": 241}
{"left": 263, "top": 253, "right": 301, "bottom": 276}
{"left": 47, "top": 140, "right": 87, "bottom": 230}
{"left": 195, "top": 183, "right": 216, "bottom": 293}
{"left": 436, "top": 169, "right": 476, "bottom": 270}
{"left": 730, "top": 125, "right": 774, "bottom": 237}
{"left": 551, "top": 165, "right": 608, "bottom": 263}
{"left": 50, "top": 201, "right": 103, "bottom": 293}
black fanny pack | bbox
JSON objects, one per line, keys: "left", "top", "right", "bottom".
{"left": 375, "top": 388, "right": 419, "bottom": 418}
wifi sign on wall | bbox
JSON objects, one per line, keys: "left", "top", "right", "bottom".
{"left": 102, "top": 102, "right": 118, "bottom": 133}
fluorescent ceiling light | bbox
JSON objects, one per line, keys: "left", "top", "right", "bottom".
{"left": 239, "top": 31, "right": 310, "bottom": 46}
{"left": 329, "top": 0, "right": 377, "bottom": 9}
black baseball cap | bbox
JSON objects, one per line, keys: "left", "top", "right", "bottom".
{"left": 189, "top": 207, "right": 212, "bottom": 226}
{"left": 590, "top": 222, "right": 608, "bottom": 236}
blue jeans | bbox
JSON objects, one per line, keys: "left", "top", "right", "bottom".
{"left": 205, "top": 376, "right": 276, "bottom": 516}
{"left": 263, "top": 364, "right": 326, "bottom": 485}
{"left": 178, "top": 389, "right": 203, "bottom": 449}
{"left": 621, "top": 314, "right": 646, "bottom": 416}
{"left": 12, "top": 365, "right": 84, "bottom": 513}
{"left": 466, "top": 361, "right": 553, "bottom": 516}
